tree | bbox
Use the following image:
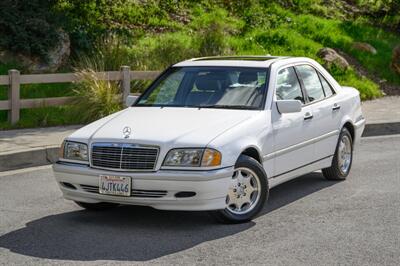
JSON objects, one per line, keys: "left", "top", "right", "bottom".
{"left": 0, "top": 0, "right": 63, "bottom": 59}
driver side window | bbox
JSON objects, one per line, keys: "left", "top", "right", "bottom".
{"left": 276, "top": 67, "right": 305, "bottom": 104}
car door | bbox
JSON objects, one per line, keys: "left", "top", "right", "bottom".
{"left": 295, "top": 65, "right": 341, "bottom": 160}
{"left": 271, "top": 66, "right": 315, "bottom": 177}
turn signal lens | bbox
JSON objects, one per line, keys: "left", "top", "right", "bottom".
{"left": 163, "top": 148, "right": 222, "bottom": 167}
{"left": 59, "top": 141, "right": 65, "bottom": 159}
{"left": 201, "top": 148, "right": 222, "bottom": 167}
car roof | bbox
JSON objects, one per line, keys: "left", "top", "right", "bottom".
{"left": 173, "top": 55, "right": 289, "bottom": 68}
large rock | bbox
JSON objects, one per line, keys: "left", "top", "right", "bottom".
{"left": 352, "top": 42, "right": 377, "bottom": 55}
{"left": 317, "top": 48, "right": 349, "bottom": 70}
{"left": 29, "top": 30, "right": 70, "bottom": 73}
{"left": 391, "top": 45, "right": 400, "bottom": 75}
{"left": 0, "top": 30, "right": 70, "bottom": 73}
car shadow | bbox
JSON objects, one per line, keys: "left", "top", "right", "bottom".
{"left": 0, "top": 172, "right": 338, "bottom": 262}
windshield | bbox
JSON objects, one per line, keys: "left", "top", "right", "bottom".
{"left": 135, "top": 67, "right": 268, "bottom": 110}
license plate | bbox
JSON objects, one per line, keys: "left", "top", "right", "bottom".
{"left": 99, "top": 175, "right": 131, "bottom": 196}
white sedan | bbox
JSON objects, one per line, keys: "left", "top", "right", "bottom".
{"left": 53, "top": 56, "right": 365, "bottom": 223}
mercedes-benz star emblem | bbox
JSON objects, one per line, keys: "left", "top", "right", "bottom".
{"left": 123, "top": 126, "right": 131, "bottom": 139}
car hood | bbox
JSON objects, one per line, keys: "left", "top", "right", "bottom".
{"left": 69, "top": 107, "right": 259, "bottom": 147}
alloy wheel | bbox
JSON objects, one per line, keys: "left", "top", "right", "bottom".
{"left": 226, "top": 167, "right": 261, "bottom": 215}
{"left": 338, "top": 135, "right": 352, "bottom": 175}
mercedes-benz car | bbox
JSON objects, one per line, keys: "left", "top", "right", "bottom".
{"left": 53, "top": 56, "right": 365, "bottom": 223}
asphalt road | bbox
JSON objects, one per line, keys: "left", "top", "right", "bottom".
{"left": 0, "top": 135, "right": 399, "bottom": 266}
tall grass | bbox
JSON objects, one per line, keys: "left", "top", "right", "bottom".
{"left": 73, "top": 34, "right": 132, "bottom": 71}
{"left": 128, "top": 32, "right": 197, "bottom": 70}
{"left": 0, "top": 106, "right": 82, "bottom": 129}
{"left": 72, "top": 69, "right": 122, "bottom": 123}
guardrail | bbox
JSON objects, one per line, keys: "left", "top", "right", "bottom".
{"left": 0, "top": 66, "right": 161, "bottom": 124}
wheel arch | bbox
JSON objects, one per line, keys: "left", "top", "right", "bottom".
{"left": 239, "top": 146, "right": 263, "bottom": 164}
{"left": 342, "top": 121, "right": 355, "bottom": 142}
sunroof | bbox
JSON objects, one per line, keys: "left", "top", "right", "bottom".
{"left": 192, "top": 55, "right": 285, "bottom": 61}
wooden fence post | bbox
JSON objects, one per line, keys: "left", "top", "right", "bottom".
{"left": 8, "top": 69, "right": 20, "bottom": 124}
{"left": 120, "top": 66, "right": 131, "bottom": 106}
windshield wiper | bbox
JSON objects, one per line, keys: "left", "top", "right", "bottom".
{"left": 134, "top": 104, "right": 259, "bottom": 110}
{"left": 195, "top": 105, "right": 259, "bottom": 110}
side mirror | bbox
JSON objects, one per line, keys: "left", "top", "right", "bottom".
{"left": 276, "top": 100, "right": 302, "bottom": 114}
{"left": 125, "top": 95, "right": 139, "bottom": 107}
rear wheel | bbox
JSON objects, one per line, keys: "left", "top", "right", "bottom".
{"left": 75, "top": 201, "right": 119, "bottom": 211}
{"left": 211, "top": 155, "right": 268, "bottom": 223}
{"left": 322, "top": 127, "right": 353, "bottom": 180}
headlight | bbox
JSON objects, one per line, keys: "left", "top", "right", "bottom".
{"left": 163, "top": 148, "right": 221, "bottom": 167}
{"left": 62, "top": 141, "right": 88, "bottom": 161}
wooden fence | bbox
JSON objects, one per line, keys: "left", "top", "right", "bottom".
{"left": 0, "top": 66, "right": 161, "bottom": 124}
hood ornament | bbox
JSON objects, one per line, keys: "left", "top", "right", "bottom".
{"left": 123, "top": 126, "right": 132, "bottom": 139}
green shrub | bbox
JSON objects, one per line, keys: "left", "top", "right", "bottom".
{"left": 329, "top": 66, "right": 382, "bottom": 100}
{"left": 72, "top": 69, "right": 122, "bottom": 122}
{"left": 73, "top": 34, "right": 131, "bottom": 71}
{"left": 191, "top": 7, "right": 242, "bottom": 56}
{"left": 197, "top": 22, "right": 227, "bottom": 56}
{"left": 357, "top": 0, "right": 400, "bottom": 30}
{"left": 128, "top": 32, "right": 197, "bottom": 70}
{"left": 245, "top": 27, "right": 321, "bottom": 57}
{"left": 0, "top": 62, "right": 24, "bottom": 75}
{"left": 0, "top": 0, "right": 62, "bottom": 59}
{"left": 57, "top": 0, "right": 182, "bottom": 53}
{"left": 0, "top": 106, "right": 82, "bottom": 129}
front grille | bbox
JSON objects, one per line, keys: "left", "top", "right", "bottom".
{"left": 91, "top": 143, "right": 158, "bottom": 171}
{"left": 80, "top": 184, "right": 167, "bottom": 198}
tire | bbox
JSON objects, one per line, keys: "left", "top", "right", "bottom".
{"left": 75, "top": 201, "right": 119, "bottom": 211}
{"left": 322, "top": 127, "right": 353, "bottom": 180}
{"left": 210, "top": 155, "right": 269, "bottom": 224}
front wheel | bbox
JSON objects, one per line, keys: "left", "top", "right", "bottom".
{"left": 211, "top": 155, "right": 269, "bottom": 224}
{"left": 322, "top": 127, "right": 353, "bottom": 180}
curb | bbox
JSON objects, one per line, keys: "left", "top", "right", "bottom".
{"left": 0, "top": 146, "right": 59, "bottom": 172}
{"left": 0, "top": 122, "right": 399, "bottom": 172}
{"left": 362, "top": 122, "right": 400, "bottom": 137}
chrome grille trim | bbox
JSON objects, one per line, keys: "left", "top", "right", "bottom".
{"left": 80, "top": 184, "right": 167, "bottom": 198}
{"left": 90, "top": 143, "right": 159, "bottom": 171}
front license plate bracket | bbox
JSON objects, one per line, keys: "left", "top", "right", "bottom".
{"left": 99, "top": 175, "right": 131, "bottom": 196}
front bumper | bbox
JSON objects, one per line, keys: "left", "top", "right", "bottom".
{"left": 354, "top": 117, "right": 366, "bottom": 148}
{"left": 52, "top": 162, "right": 234, "bottom": 211}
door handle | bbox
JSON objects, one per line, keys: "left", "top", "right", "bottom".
{"left": 304, "top": 112, "right": 313, "bottom": 120}
{"left": 332, "top": 103, "right": 341, "bottom": 111}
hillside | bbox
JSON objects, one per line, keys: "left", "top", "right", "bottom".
{"left": 0, "top": 0, "right": 399, "bottom": 128}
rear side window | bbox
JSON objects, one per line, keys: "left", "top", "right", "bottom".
{"left": 319, "top": 73, "right": 335, "bottom": 97}
{"left": 295, "top": 65, "right": 324, "bottom": 102}
{"left": 276, "top": 67, "right": 305, "bottom": 104}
